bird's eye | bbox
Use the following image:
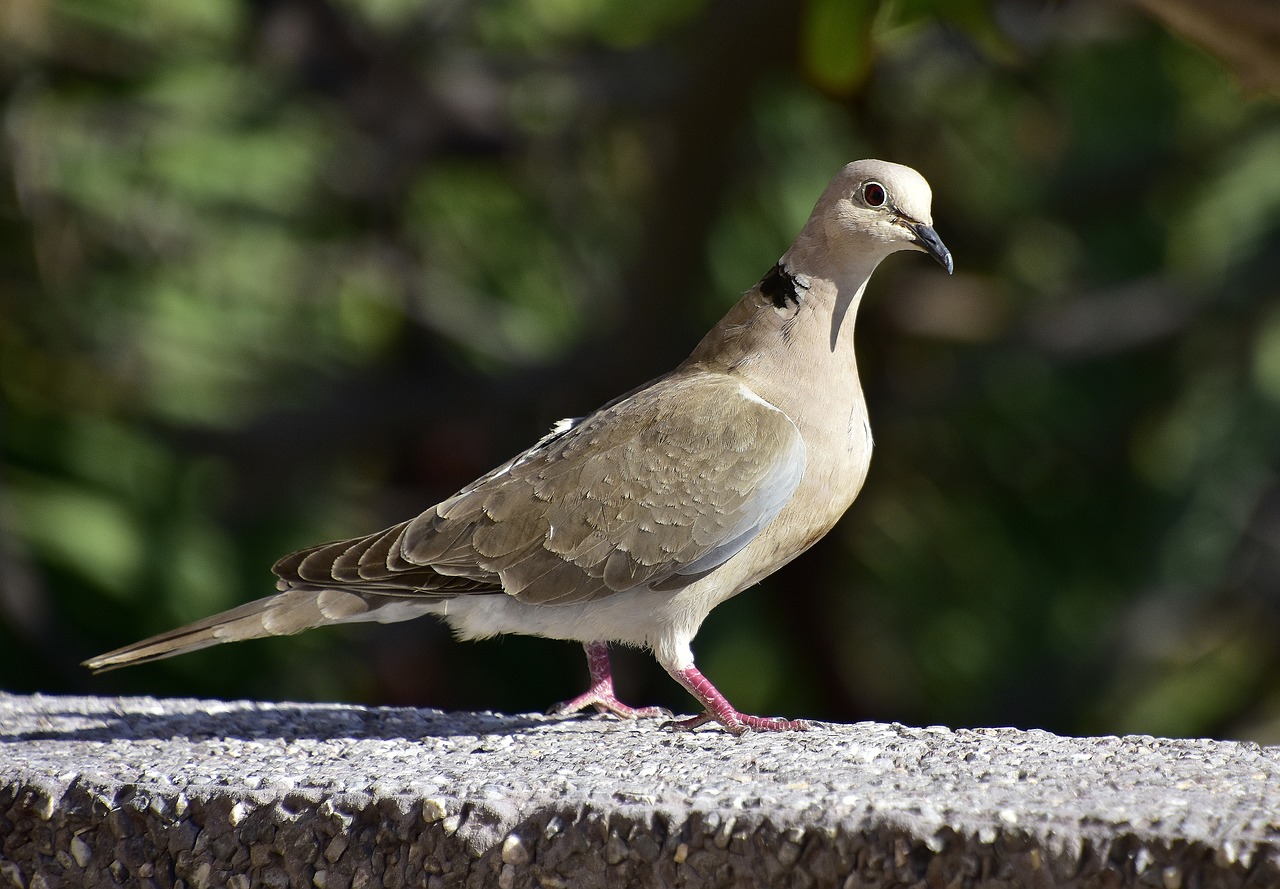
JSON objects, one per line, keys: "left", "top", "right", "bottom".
{"left": 862, "top": 181, "right": 887, "bottom": 207}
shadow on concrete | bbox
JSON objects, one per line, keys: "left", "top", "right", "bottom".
{"left": 0, "top": 697, "right": 597, "bottom": 743}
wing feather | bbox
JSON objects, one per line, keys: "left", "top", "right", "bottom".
{"left": 273, "top": 370, "right": 806, "bottom": 606}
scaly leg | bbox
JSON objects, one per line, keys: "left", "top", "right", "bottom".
{"left": 664, "top": 663, "right": 809, "bottom": 735}
{"left": 549, "top": 641, "right": 670, "bottom": 719}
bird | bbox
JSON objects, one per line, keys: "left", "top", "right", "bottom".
{"left": 85, "top": 159, "right": 953, "bottom": 734}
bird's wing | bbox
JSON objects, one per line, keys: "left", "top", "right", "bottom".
{"left": 274, "top": 371, "right": 807, "bottom": 605}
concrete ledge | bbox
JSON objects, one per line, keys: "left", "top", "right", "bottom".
{"left": 1, "top": 694, "right": 1277, "bottom": 888}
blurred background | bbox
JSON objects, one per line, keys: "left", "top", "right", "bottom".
{"left": 2, "top": 0, "right": 1280, "bottom": 742}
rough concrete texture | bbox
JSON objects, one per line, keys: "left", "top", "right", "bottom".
{"left": 1, "top": 693, "right": 1278, "bottom": 888}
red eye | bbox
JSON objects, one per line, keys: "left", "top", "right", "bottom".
{"left": 863, "top": 181, "right": 886, "bottom": 207}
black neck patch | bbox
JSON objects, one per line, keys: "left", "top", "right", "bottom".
{"left": 759, "top": 263, "right": 802, "bottom": 309}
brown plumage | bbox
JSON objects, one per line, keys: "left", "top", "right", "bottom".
{"left": 85, "top": 160, "right": 953, "bottom": 733}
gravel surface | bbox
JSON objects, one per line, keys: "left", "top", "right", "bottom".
{"left": 2, "top": 693, "right": 1278, "bottom": 887}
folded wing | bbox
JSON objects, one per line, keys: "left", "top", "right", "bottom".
{"left": 275, "top": 371, "right": 807, "bottom": 604}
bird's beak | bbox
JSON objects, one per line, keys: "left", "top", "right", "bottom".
{"left": 906, "top": 221, "right": 953, "bottom": 275}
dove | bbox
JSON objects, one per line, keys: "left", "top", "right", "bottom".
{"left": 85, "top": 159, "right": 953, "bottom": 733}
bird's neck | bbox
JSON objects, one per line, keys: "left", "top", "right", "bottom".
{"left": 681, "top": 250, "right": 881, "bottom": 410}
{"left": 780, "top": 222, "right": 885, "bottom": 300}
{"left": 689, "top": 232, "right": 882, "bottom": 351}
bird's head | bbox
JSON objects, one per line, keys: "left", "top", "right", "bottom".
{"left": 797, "top": 159, "right": 953, "bottom": 277}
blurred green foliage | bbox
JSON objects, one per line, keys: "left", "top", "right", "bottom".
{"left": 3, "top": 0, "right": 1280, "bottom": 742}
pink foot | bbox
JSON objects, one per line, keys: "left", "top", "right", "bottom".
{"left": 550, "top": 688, "right": 671, "bottom": 720}
{"left": 549, "top": 642, "right": 670, "bottom": 720}
{"left": 664, "top": 664, "right": 809, "bottom": 735}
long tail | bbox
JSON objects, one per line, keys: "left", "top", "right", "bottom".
{"left": 84, "top": 520, "right": 494, "bottom": 672}
{"left": 82, "top": 586, "right": 398, "bottom": 672}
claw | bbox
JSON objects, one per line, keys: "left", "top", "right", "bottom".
{"left": 661, "top": 712, "right": 808, "bottom": 734}
{"left": 551, "top": 642, "right": 669, "bottom": 721}
{"left": 666, "top": 663, "right": 808, "bottom": 734}
{"left": 551, "top": 692, "right": 670, "bottom": 720}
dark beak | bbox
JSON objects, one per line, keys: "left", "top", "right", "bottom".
{"left": 907, "top": 221, "right": 953, "bottom": 275}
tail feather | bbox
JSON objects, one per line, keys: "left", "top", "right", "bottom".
{"left": 87, "top": 522, "right": 501, "bottom": 673}
{"left": 83, "top": 587, "right": 377, "bottom": 672}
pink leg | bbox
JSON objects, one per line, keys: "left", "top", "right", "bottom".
{"left": 549, "top": 642, "right": 670, "bottom": 720}
{"left": 664, "top": 664, "right": 809, "bottom": 735}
